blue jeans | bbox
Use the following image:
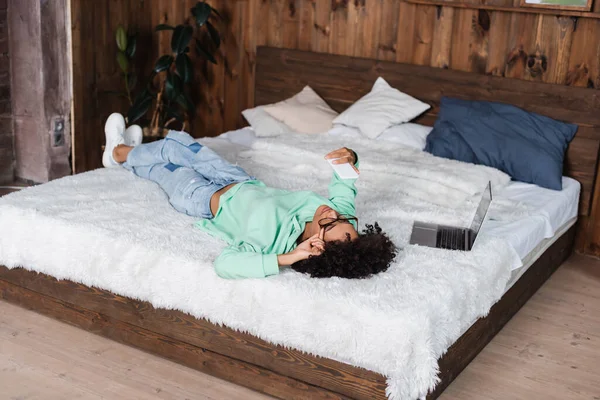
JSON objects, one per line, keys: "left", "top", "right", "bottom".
{"left": 123, "top": 130, "right": 252, "bottom": 218}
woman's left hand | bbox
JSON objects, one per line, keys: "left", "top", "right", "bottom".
{"left": 290, "top": 234, "right": 325, "bottom": 262}
{"left": 325, "top": 147, "right": 358, "bottom": 169}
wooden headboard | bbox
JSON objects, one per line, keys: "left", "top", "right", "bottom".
{"left": 254, "top": 46, "right": 600, "bottom": 217}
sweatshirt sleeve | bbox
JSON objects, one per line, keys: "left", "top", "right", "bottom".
{"left": 328, "top": 156, "right": 360, "bottom": 219}
{"left": 214, "top": 245, "right": 280, "bottom": 279}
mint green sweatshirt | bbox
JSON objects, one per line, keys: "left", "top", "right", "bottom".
{"left": 195, "top": 164, "right": 359, "bottom": 279}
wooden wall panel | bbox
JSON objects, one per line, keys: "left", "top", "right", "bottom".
{"left": 241, "top": 1, "right": 258, "bottom": 115}
{"left": 312, "top": 0, "right": 331, "bottom": 53}
{"left": 411, "top": 5, "right": 435, "bottom": 65}
{"left": 531, "top": 15, "right": 575, "bottom": 84}
{"left": 255, "top": 0, "right": 269, "bottom": 47}
{"left": 223, "top": 0, "right": 242, "bottom": 132}
{"left": 430, "top": 7, "right": 454, "bottom": 68}
{"left": 72, "top": 0, "right": 600, "bottom": 159}
{"left": 355, "top": 1, "right": 382, "bottom": 59}
{"left": 395, "top": 2, "right": 416, "bottom": 63}
{"left": 71, "top": 0, "right": 600, "bottom": 256}
{"left": 267, "top": 0, "right": 284, "bottom": 47}
{"left": 282, "top": 0, "right": 300, "bottom": 49}
{"left": 378, "top": 0, "right": 401, "bottom": 60}
{"left": 504, "top": 13, "right": 537, "bottom": 78}
{"left": 329, "top": 2, "right": 350, "bottom": 56}
{"left": 297, "top": 0, "right": 314, "bottom": 50}
{"left": 486, "top": 11, "right": 511, "bottom": 76}
{"left": 449, "top": 9, "right": 479, "bottom": 71}
{"left": 567, "top": 19, "right": 600, "bottom": 88}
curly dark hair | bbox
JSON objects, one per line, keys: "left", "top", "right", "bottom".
{"left": 291, "top": 222, "right": 397, "bottom": 279}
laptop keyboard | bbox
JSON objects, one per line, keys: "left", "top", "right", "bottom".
{"left": 437, "top": 227, "right": 466, "bottom": 250}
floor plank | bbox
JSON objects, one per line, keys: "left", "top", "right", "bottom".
{"left": 439, "top": 253, "right": 600, "bottom": 400}
{"left": 1, "top": 254, "right": 599, "bottom": 400}
{"left": 0, "top": 301, "right": 273, "bottom": 400}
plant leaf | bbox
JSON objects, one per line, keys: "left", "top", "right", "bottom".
{"left": 154, "top": 55, "right": 174, "bottom": 73}
{"left": 195, "top": 39, "right": 217, "bottom": 64}
{"left": 209, "top": 5, "right": 221, "bottom": 19}
{"left": 175, "top": 53, "right": 193, "bottom": 83}
{"left": 127, "top": 95, "right": 153, "bottom": 124}
{"left": 165, "top": 71, "right": 182, "bottom": 101}
{"left": 116, "top": 25, "right": 127, "bottom": 51}
{"left": 125, "top": 34, "right": 137, "bottom": 58}
{"left": 116, "top": 51, "right": 129, "bottom": 73}
{"left": 171, "top": 25, "right": 193, "bottom": 54}
{"left": 185, "top": 92, "right": 195, "bottom": 116}
{"left": 127, "top": 72, "right": 137, "bottom": 90}
{"left": 176, "top": 92, "right": 195, "bottom": 113}
{"left": 155, "top": 24, "right": 175, "bottom": 31}
{"left": 205, "top": 21, "right": 220, "bottom": 48}
{"left": 134, "top": 87, "right": 154, "bottom": 102}
{"left": 191, "top": 2, "right": 211, "bottom": 27}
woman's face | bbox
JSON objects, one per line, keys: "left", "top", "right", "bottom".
{"left": 312, "top": 205, "right": 359, "bottom": 242}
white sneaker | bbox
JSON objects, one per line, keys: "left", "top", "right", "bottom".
{"left": 102, "top": 113, "right": 126, "bottom": 168}
{"left": 123, "top": 124, "right": 143, "bottom": 147}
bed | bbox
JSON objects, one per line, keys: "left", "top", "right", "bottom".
{"left": 1, "top": 47, "right": 598, "bottom": 400}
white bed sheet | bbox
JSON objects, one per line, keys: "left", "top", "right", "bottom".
{"left": 483, "top": 177, "right": 579, "bottom": 269}
{"left": 220, "top": 127, "right": 580, "bottom": 271}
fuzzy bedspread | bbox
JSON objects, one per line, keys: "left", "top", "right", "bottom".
{"left": 0, "top": 133, "right": 522, "bottom": 399}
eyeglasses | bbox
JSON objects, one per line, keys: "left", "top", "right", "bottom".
{"left": 318, "top": 215, "right": 358, "bottom": 233}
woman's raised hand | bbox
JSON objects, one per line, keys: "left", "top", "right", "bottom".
{"left": 325, "top": 147, "right": 359, "bottom": 173}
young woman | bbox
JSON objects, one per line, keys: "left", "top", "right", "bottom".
{"left": 103, "top": 113, "right": 396, "bottom": 279}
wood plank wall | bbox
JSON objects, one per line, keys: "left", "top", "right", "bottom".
{"left": 71, "top": 0, "right": 600, "bottom": 255}
{"left": 0, "top": 0, "right": 13, "bottom": 184}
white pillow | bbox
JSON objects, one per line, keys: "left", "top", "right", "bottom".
{"left": 262, "top": 86, "right": 338, "bottom": 134}
{"left": 328, "top": 123, "right": 433, "bottom": 151}
{"left": 333, "top": 77, "right": 430, "bottom": 139}
{"left": 241, "top": 107, "right": 294, "bottom": 137}
{"left": 377, "top": 123, "right": 433, "bottom": 150}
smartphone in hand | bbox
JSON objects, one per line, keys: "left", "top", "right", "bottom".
{"left": 327, "top": 158, "right": 359, "bottom": 179}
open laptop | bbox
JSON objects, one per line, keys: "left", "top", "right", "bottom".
{"left": 409, "top": 182, "right": 492, "bottom": 251}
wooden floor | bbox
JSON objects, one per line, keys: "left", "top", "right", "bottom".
{"left": 0, "top": 255, "right": 599, "bottom": 400}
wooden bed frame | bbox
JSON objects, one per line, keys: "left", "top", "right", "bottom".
{"left": 1, "top": 47, "right": 599, "bottom": 399}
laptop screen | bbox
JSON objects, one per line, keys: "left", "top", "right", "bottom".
{"left": 469, "top": 182, "right": 492, "bottom": 237}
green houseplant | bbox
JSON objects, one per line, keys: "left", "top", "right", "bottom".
{"left": 127, "top": 1, "right": 221, "bottom": 137}
{"left": 113, "top": 25, "right": 138, "bottom": 107}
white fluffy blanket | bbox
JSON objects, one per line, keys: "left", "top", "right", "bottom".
{"left": 0, "top": 133, "right": 519, "bottom": 399}
{"left": 241, "top": 133, "right": 531, "bottom": 225}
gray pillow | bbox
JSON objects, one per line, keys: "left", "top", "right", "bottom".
{"left": 425, "top": 97, "right": 577, "bottom": 190}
